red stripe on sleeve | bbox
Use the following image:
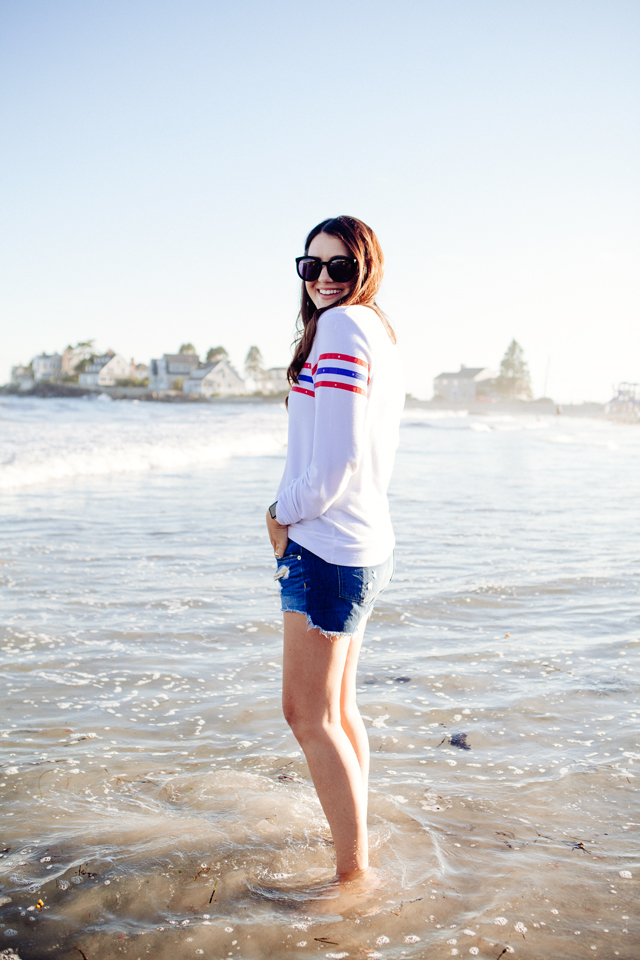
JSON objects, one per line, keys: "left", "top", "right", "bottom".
{"left": 291, "top": 385, "right": 315, "bottom": 398}
{"left": 315, "top": 380, "right": 367, "bottom": 397}
{"left": 318, "top": 353, "right": 368, "bottom": 369}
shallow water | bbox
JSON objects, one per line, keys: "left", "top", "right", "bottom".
{"left": 0, "top": 398, "right": 638, "bottom": 959}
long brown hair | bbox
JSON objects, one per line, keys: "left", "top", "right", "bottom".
{"left": 287, "top": 216, "right": 395, "bottom": 387}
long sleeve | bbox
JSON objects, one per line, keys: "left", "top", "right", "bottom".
{"left": 276, "top": 311, "right": 371, "bottom": 526}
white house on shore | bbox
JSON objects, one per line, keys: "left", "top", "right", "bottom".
{"left": 11, "top": 364, "right": 35, "bottom": 391}
{"left": 433, "top": 365, "right": 495, "bottom": 402}
{"left": 79, "top": 353, "right": 132, "bottom": 387}
{"left": 33, "top": 353, "right": 62, "bottom": 381}
{"left": 257, "top": 367, "right": 288, "bottom": 395}
{"left": 183, "top": 360, "right": 246, "bottom": 397}
{"left": 148, "top": 353, "right": 200, "bottom": 391}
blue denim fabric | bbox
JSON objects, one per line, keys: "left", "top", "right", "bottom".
{"left": 276, "top": 539, "right": 393, "bottom": 637}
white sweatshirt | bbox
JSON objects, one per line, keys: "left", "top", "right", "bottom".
{"left": 275, "top": 304, "right": 405, "bottom": 566}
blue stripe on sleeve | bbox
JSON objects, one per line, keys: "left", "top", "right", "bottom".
{"left": 315, "top": 366, "right": 367, "bottom": 382}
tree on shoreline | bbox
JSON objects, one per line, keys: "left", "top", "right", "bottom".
{"left": 244, "top": 345, "right": 264, "bottom": 380}
{"left": 206, "top": 346, "right": 229, "bottom": 363}
{"left": 179, "top": 343, "right": 197, "bottom": 355}
{"left": 495, "top": 339, "right": 532, "bottom": 400}
{"left": 61, "top": 340, "right": 95, "bottom": 379}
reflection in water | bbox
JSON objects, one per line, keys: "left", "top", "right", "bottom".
{"left": 0, "top": 401, "right": 638, "bottom": 958}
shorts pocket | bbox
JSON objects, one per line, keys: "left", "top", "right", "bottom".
{"left": 278, "top": 540, "right": 301, "bottom": 561}
{"left": 337, "top": 565, "right": 380, "bottom": 603}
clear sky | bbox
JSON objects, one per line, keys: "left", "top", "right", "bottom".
{"left": 1, "top": 0, "right": 638, "bottom": 402}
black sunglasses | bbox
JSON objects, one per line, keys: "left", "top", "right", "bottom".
{"left": 296, "top": 256, "right": 358, "bottom": 283}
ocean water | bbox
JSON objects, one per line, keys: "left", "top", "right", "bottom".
{"left": 0, "top": 396, "right": 638, "bottom": 960}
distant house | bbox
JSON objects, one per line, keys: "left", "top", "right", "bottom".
{"left": 60, "top": 346, "right": 83, "bottom": 377}
{"left": 433, "top": 365, "right": 495, "bottom": 402}
{"left": 33, "top": 353, "right": 62, "bottom": 381}
{"left": 60, "top": 344, "right": 95, "bottom": 378}
{"left": 11, "top": 364, "right": 34, "bottom": 391}
{"left": 183, "top": 360, "right": 246, "bottom": 397}
{"left": 78, "top": 353, "right": 132, "bottom": 387}
{"left": 148, "top": 353, "right": 200, "bottom": 391}
{"left": 257, "top": 367, "right": 288, "bottom": 395}
{"left": 60, "top": 347, "right": 77, "bottom": 377}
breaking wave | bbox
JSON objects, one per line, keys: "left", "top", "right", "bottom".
{"left": 0, "top": 397, "right": 288, "bottom": 490}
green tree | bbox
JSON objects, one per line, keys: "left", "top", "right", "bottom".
{"left": 64, "top": 340, "right": 95, "bottom": 370}
{"left": 179, "top": 343, "right": 197, "bottom": 354}
{"left": 244, "top": 345, "right": 264, "bottom": 380}
{"left": 74, "top": 353, "right": 97, "bottom": 373}
{"left": 495, "top": 339, "right": 532, "bottom": 400}
{"left": 206, "top": 345, "right": 229, "bottom": 363}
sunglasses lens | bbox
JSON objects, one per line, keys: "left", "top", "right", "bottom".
{"left": 297, "top": 258, "right": 321, "bottom": 281}
{"left": 327, "top": 258, "right": 357, "bottom": 282}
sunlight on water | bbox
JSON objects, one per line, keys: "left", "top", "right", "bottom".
{"left": 0, "top": 399, "right": 638, "bottom": 959}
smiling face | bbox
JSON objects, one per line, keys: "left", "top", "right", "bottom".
{"left": 305, "top": 232, "right": 357, "bottom": 310}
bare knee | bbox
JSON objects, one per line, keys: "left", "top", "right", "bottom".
{"left": 282, "top": 696, "right": 299, "bottom": 731}
{"left": 340, "top": 701, "right": 362, "bottom": 732}
{"left": 282, "top": 699, "right": 315, "bottom": 742}
{"left": 282, "top": 697, "right": 335, "bottom": 744}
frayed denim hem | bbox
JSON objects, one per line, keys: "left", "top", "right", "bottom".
{"left": 280, "top": 601, "right": 306, "bottom": 616}
{"left": 281, "top": 607, "right": 366, "bottom": 641}
{"left": 304, "top": 613, "right": 352, "bottom": 640}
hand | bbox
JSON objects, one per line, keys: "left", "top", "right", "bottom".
{"left": 266, "top": 509, "right": 289, "bottom": 559}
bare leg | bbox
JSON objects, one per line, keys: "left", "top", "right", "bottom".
{"left": 282, "top": 612, "right": 369, "bottom": 877}
{"left": 340, "top": 621, "right": 369, "bottom": 800}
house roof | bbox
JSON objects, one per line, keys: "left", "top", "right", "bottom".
{"left": 186, "top": 360, "right": 245, "bottom": 383}
{"left": 185, "top": 361, "right": 222, "bottom": 381}
{"left": 163, "top": 353, "right": 200, "bottom": 366}
{"left": 434, "top": 367, "right": 492, "bottom": 380}
{"left": 86, "top": 354, "right": 118, "bottom": 371}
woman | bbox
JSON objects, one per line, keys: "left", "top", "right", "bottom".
{"left": 266, "top": 216, "right": 404, "bottom": 880}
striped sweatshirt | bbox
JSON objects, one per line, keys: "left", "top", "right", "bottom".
{"left": 275, "top": 304, "right": 405, "bottom": 566}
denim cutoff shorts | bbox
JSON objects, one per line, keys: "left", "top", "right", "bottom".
{"left": 275, "top": 539, "right": 393, "bottom": 638}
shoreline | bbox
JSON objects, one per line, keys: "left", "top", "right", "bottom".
{"left": 403, "top": 395, "right": 607, "bottom": 418}
{"left": 0, "top": 381, "right": 610, "bottom": 417}
{"left": 0, "top": 381, "right": 288, "bottom": 404}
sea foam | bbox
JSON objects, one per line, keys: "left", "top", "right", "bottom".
{"left": 0, "top": 397, "right": 287, "bottom": 490}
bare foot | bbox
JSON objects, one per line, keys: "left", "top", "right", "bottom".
{"left": 247, "top": 868, "right": 385, "bottom": 916}
{"left": 303, "top": 867, "right": 385, "bottom": 917}
{"left": 336, "top": 865, "right": 384, "bottom": 892}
